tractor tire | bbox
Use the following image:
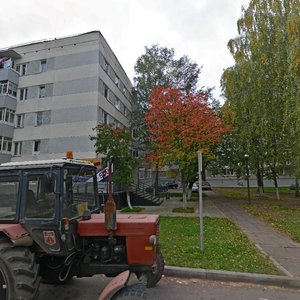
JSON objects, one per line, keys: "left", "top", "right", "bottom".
{"left": 111, "top": 283, "right": 148, "bottom": 300}
{"left": 146, "top": 250, "right": 164, "bottom": 288}
{"left": 0, "top": 240, "right": 41, "bottom": 300}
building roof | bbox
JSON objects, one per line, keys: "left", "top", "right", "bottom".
{"left": 0, "top": 49, "right": 21, "bottom": 59}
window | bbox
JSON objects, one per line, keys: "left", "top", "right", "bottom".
{"left": 115, "top": 98, "right": 120, "bottom": 110}
{"left": 7, "top": 82, "right": 17, "bottom": 98}
{"left": 124, "top": 108, "right": 129, "bottom": 117}
{"left": 115, "top": 75, "right": 120, "bottom": 87}
{"left": 0, "top": 175, "right": 19, "bottom": 220}
{"left": 222, "top": 168, "right": 234, "bottom": 176}
{"left": 33, "top": 140, "right": 41, "bottom": 154}
{"left": 40, "top": 60, "right": 47, "bottom": 72}
{"left": 16, "top": 114, "right": 24, "bottom": 128}
{"left": 103, "top": 84, "right": 109, "bottom": 99}
{"left": 39, "top": 86, "right": 46, "bottom": 98}
{"left": 35, "top": 112, "right": 43, "bottom": 126}
{"left": 19, "top": 88, "right": 28, "bottom": 101}
{"left": 13, "top": 142, "right": 22, "bottom": 156}
{"left": 138, "top": 168, "right": 145, "bottom": 180}
{"left": 0, "top": 108, "right": 15, "bottom": 125}
{"left": 63, "top": 166, "right": 98, "bottom": 218}
{"left": 0, "top": 81, "right": 7, "bottom": 94}
{"left": 26, "top": 174, "right": 56, "bottom": 219}
{"left": 132, "top": 128, "right": 139, "bottom": 138}
{"left": 0, "top": 136, "right": 12, "bottom": 153}
{"left": 0, "top": 81, "right": 17, "bottom": 98}
{"left": 102, "top": 59, "right": 108, "bottom": 72}
{"left": 16, "top": 63, "right": 27, "bottom": 76}
{"left": 132, "top": 150, "right": 139, "bottom": 158}
{"left": 102, "top": 111, "right": 108, "bottom": 124}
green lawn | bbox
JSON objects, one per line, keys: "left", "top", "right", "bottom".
{"left": 160, "top": 216, "right": 280, "bottom": 275}
{"left": 243, "top": 204, "right": 300, "bottom": 242}
{"left": 214, "top": 187, "right": 300, "bottom": 242}
{"left": 214, "top": 187, "right": 296, "bottom": 201}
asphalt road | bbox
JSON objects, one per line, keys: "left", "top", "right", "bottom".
{"left": 39, "top": 275, "right": 300, "bottom": 300}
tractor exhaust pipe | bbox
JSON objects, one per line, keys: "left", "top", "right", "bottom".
{"left": 104, "top": 160, "right": 117, "bottom": 232}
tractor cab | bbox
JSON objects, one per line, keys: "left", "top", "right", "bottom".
{"left": 0, "top": 156, "right": 99, "bottom": 254}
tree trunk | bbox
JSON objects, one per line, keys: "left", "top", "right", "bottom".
{"left": 154, "top": 164, "right": 159, "bottom": 196}
{"left": 272, "top": 170, "right": 280, "bottom": 200}
{"left": 181, "top": 172, "right": 187, "bottom": 209}
{"left": 126, "top": 190, "right": 133, "bottom": 210}
{"left": 256, "top": 167, "right": 264, "bottom": 195}
{"left": 187, "top": 184, "right": 192, "bottom": 201}
{"left": 295, "top": 177, "right": 300, "bottom": 198}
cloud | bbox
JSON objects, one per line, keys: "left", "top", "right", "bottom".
{"left": 0, "top": 0, "right": 249, "bottom": 99}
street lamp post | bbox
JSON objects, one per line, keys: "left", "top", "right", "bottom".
{"left": 244, "top": 154, "right": 251, "bottom": 204}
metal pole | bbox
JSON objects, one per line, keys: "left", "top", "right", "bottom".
{"left": 198, "top": 150, "right": 204, "bottom": 252}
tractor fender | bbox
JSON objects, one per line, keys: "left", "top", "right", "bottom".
{"left": 0, "top": 224, "right": 33, "bottom": 246}
{"left": 98, "top": 270, "right": 131, "bottom": 300}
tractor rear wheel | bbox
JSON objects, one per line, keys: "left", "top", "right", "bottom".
{"left": 146, "top": 250, "right": 164, "bottom": 288}
{"left": 0, "top": 240, "right": 41, "bottom": 300}
{"left": 111, "top": 283, "right": 148, "bottom": 300}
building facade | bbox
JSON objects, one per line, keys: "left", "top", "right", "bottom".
{"left": 0, "top": 31, "right": 132, "bottom": 163}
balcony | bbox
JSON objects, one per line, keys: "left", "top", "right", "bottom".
{"left": 0, "top": 49, "right": 21, "bottom": 84}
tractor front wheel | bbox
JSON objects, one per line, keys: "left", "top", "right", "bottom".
{"left": 146, "top": 250, "right": 164, "bottom": 288}
{"left": 0, "top": 240, "right": 41, "bottom": 300}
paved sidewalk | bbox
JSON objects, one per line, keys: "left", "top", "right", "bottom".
{"left": 141, "top": 191, "right": 300, "bottom": 289}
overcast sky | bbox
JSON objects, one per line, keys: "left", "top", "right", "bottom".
{"left": 0, "top": 0, "right": 249, "bottom": 100}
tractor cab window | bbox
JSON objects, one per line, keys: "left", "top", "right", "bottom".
{"left": 63, "top": 166, "right": 98, "bottom": 219}
{"left": 0, "top": 175, "right": 19, "bottom": 220}
{"left": 25, "top": 174, "right": 56, "bottom": 219}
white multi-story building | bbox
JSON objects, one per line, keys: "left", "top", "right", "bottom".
{"left": 0, "top": 31, "right": 132, "bottom": 164}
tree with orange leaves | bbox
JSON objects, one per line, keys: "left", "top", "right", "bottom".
{"left": 145, "top": 86, "right": 228, "bottom": 208}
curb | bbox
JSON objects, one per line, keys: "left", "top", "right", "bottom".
{"left": 164, "top": 266, "right": 300, "bottom": 290}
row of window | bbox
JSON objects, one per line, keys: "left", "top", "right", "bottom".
{"left": 19, "top": 85, "right": 46, "bottom": 101}
{"left": 0, "top": 108, "right": 47, "bottom": 128}
{"left": 101, "top": 110, "right": 125, "bottom": 129}
{"left": 15, "top": 59, "right": 47, "bottom": 76}
{"left": 101, "top": 56, "right": 131, "bottom": 101}
{"left": 4, "top": 108, "right": 127, "bottom": 129}
{"left": 0, "top": 81, "right": 45, "bottom": 100}
{"left": 102, "top": 82, "right": 130, "bottom": 117}
{"left": 0, "top": 139, "right": 40, "bottom": 156}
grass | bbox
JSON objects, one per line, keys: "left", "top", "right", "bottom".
{"left": 214, "top": 187, "right": 296, "bottom": 201}
{"left": 160, "top": 216, "right": 280, "bottom": 275}
{"left": 215, "top": 187, "right": 300, "bottom": 242}
{"left": 243, "top": 204, "right": 300, "bottom": 242}
{"left": 172, "top": 207, "right": 194, "bottom": 213}
{"left": 120, "top": 206, "right": 144, "bottom": 213}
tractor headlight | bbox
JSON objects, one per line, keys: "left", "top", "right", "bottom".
{"left": 149, "top": 235, "right": 157, "bottom": 246}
